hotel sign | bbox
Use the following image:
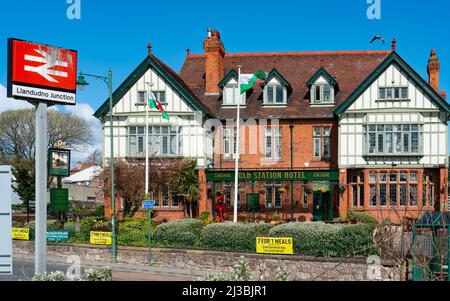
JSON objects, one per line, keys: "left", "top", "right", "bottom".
{"left": 206, "top": 170, "right": 339, "bottom": 182}
{"left": 7, "top": 38, "right": 77, "bottom": 105}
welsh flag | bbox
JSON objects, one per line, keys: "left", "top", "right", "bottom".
{"left": 149, "top": 92, "right": 170, "bottom": 121}
{"left": 240, "top": 70, "right": 267, "bottom": 94}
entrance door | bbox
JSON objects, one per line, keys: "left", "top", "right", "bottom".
{"left": 312, "top": 192, "right": 332, "bottom": 222}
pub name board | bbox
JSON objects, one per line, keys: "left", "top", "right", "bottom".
{"left": 206, "top": 170, "right": 339, "bottom": 182}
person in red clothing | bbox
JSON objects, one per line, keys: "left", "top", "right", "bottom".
{"left": 215, "top": 193, "right": 226, "bottom": 223}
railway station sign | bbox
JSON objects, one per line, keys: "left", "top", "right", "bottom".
{"left": 7, "top": 38, "right": 78, "bottom": 105}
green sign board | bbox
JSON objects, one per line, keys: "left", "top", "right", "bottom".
{"left": 47, "top": 230, "right": 69, "bottom": 242}
{"left": 206, "top": 170, "right": 339, "bottom": 182}
{"left": 246, "top": 193, "right": 260, "bottom": 212}
{"left": 50, "top": 188, "right": 69, "bottom": 212}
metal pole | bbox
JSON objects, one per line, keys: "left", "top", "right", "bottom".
{"left": 233, "top": 67, "right": 241, "bottom": 223}
{"left": 145, "top": 98, "right": 149, "bottom": 196}
{"left": 109, "top": 69, "right": 117, "bottom": 264}
{"left": 290, "top": 122, "right": 294, "bottom": 222}
{"left": 148, "top": 209, "right": 152, "bottom": 265}
{"left": 35, "top": 102, "right": 48, "bottom": 275}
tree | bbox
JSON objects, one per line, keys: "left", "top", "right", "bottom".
{"left": 172, "top": 159, "right": 199, "bottom": 218}
{"left": 10, "top": 158, "right": 35, "bottom": 222}
{"left": 86, "top": 149, "right": 102, "bottom": 166}
{"left": 0, "top": 108, "right": 94, "bottom": 160}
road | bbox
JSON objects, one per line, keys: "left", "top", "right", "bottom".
{"left": 0, "top": 256, "right": 207, "bottom": 281}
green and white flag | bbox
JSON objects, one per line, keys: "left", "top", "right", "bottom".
{"left": 149, "top": 92, "right": 170, "bottom": 121}
{"left": 239, "top": 70, "right": 267, "bottom": 94}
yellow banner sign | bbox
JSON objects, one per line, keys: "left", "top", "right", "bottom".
{"left": 90, "top": 231, "right": 112, "bottom": 245}
{"left": 256, "top": 237, "right": 293, "bottom": 255}
{"left": 12, "top": 228, "right": 30, "bottom": 240}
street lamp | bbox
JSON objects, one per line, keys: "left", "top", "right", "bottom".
{"left": 76, "top": 69, "right": 118, "bottom": 264}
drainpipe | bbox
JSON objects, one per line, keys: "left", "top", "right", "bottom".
{"left": 290, "top": 121, "right": 295, "bottom": 222}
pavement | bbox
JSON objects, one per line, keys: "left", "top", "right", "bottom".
{"left": 0, "top": 255, "right": 209, "bottom": 281}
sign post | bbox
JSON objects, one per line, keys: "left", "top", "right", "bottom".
{"left": 7, "top": 38, "right": 77, "bottom": 275}
{"left": 143, "top": 200, "right": 155, "bottom": 265}
{"left": 0, "top": 166, "right": 13, "bottom": 275}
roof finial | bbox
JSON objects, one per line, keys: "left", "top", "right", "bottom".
{"left": 147, "top": 43, "right": 152, "bottom": 57}
{"left": 391, "top": 37, "right": 397, "bottom": 52}
{"left": 186, "top": 48, "right": 191, "bottom": 56}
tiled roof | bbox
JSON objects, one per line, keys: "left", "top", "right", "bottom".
{"left": 180, "top": 50, "right": 391, "bottom": 119}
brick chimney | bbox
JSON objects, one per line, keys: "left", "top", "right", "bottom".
{"left": 427, "top": 50, "right": 446, "bottom": 100}
{"left": 203, "top": 28, "right": 225, "bottom": 95}
{"left": 428, "top": 49, "right": 441, "bottom": 92}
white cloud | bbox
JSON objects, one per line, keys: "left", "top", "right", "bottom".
{"left": 65, "top": 103, "right": 102, "bottom": 165}
{"left": 0, "top": 84, "right": 34, "bottom": 112}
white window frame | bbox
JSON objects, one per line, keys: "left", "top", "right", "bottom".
{"left": 311, "top": 84, "right": 334, "bottom": 104}
{"left": 223, "top": 82, "right": 246, "bottom": 106}
{"left": 378, "top": 87, "right": 409, "bottom": 101}
{"left": 264, "top": 127, "right": 282, "bottom": 160}
{"left": 223, "top": 128, "right": 238, "bottom": 160}
{"left": 137, "top": 91, "right": 147, "bottom": 105}
{"left": 264, "top": 84, "right": 287, "bottom": 105}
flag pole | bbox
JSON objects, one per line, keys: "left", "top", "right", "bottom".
{"left": 233, "top": 66, "right": 242, "bottom": 224}
{"left": 145, "top": 82, "right": 153, "bottom": 196}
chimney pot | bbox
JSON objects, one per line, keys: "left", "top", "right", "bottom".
{"left": 203, "top": 29, "right": 225, "bottom": 95}
{"left": 147, "top": 43, "right": 152, "bottom": 57}
{"left": 391, "top": 37, "right": 397, "bottom": 52}
{"left": 427, "top": 49, "right": 441, "bottom": 92}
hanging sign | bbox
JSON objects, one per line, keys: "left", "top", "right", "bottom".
{"left": 48, "top": 148, "right": 71, "bottom": 177}
{"left": 7, "top": 38, "right": 78, "bottom": 105}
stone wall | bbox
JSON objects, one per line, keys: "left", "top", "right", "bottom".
{"left": 13, "top": 241, "right": 401, "bottom": 281}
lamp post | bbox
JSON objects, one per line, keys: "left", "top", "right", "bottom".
{"left": 77, "top": 69, "right": 118, "bottom": 264}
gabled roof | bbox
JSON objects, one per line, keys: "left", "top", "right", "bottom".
{"left": 334, "top": 51, "right": 450, "bottom": 116}
{"left": 180, "top": 50, "right": 390, "bottom": 120}
{"left": 261, "top": 68, "right": 291, "bottom": 89}
{"left": 94, "top": 54, "right": 212, "bottom": 119}
{"left": 63, "top": 166, "right": 102, "bottom": 184}
{"left": 218, "top": 69, "right": 238, "bottom": 88}
{"left": 306, "top": 67, "right": 339, "bottom": 89}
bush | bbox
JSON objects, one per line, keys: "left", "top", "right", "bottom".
{"left": 348, "top": 211, "right": 379, "bottom": 227}
{"left": 154, "top": 219, "right": 204, "bottom": 247}
{"left": 48, "top": 220, "right": 64, "bottom": 230}
{"left": 201, "top": 223, "right": 273, "bottom": 252}
{"left": 80, "top": 217, "right": 97, "bottom": 234}
{"left": 269, "top": 222, "right": 376, "bottom": 257}
{"left": 63, "top": 221, "right": 76, "bottom": 235}
{"left": 94, "top": 205, "right": 105, "bottom": 217}
{"left": 197, "top": 211, "right": 212, "bottom": 225}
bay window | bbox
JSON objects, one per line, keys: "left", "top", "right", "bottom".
{"left": 128, "top": 126, "right": 182, "bottom": 157}
{"left": 365, "top": 124, "right": 421, "bottom": 155}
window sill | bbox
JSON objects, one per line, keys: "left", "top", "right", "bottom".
{"left": 262, "top": 104, "right": 287, "bottom": 108}
{"left": 375, "top": 98, "right": 411, "bottom": 102}
{"left": 309, "top": 103, "right": 335, "bottom": 107}
{"left": 222, "top": 105, "right": 247, "bottom": 109}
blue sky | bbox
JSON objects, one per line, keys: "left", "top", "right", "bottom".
{"left": 1, "top": 0, "right": 450, "bottom": 161}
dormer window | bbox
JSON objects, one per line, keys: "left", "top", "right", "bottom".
{"left": 312, "top": 83, "right": 334, "bottom": 104}
{"left": 264, "top": 84, "right": 286, "bottom": 105}
{"left": 223, "top": 82, "right": 246, "bottom": 106}
{"left": 307, "top": 67, "right": 339, "bottom": 105}
{"left": 261, "top": 69, "right": 290, "bottom": 106}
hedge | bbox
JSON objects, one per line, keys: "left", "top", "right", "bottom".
{"left": 201, "top": 223, "right": 273, "bottom": 252}
{"left": 269, "top": 222, "right": 376, "bottom": 257}
{"left": 154, "top": 219, "right": 204, "bottom": 247}
{"left": 347, "top": 211, "right": 379, "bottom": 227}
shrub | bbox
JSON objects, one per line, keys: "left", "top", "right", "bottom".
{"left": 12, "top": 221, "right": 24, "bottom": 228}
{"left": 63, "top": 221, "right": 76, "bottom": 235}
{"left": 269, "top": 222, "right": 376, "bottom": 257}
{"left": 348, "top": 211, "right": 379, "bottom": 227}
{"left": 94, "top": 205, "right": 105, "bottom": 217}
{"left": 201, "top": 223, "right": 273, "bottom": 252}
{"left": 48, "top": 220, "right": 64, "bottom": 230}
{"left": 154, "top": 219, "right": 204, "bottom": 247}
{"left": 197, "top": 211, "right": 212, "bottom": 225}
{"left": 80, "top": 217, "right": 111, "bottom": 234}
